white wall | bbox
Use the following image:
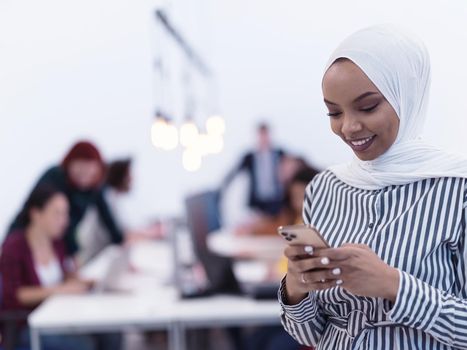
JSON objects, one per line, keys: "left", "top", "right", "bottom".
{"left": 1, "top": 0, "right": 467, "bottom": 239}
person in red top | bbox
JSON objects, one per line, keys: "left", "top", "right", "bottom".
{"left": 0, "top": 185, "right": 120, "bottom": 350}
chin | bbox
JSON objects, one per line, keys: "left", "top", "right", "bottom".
{"left": 50, "top": 231, "right": 65, "bottom": 240}
{"left": 354, "top": 152, "right": 378, "bottom": 161}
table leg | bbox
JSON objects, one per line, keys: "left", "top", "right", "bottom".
{"left": 30, "top": 328, "right": 41, "bottom": 350}
{"left": 169, "top": 322, "right": 186, "bottom": 350}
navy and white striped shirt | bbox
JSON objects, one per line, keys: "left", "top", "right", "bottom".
{"left": 279, "top": 170, "right": 467, "bottom": 349}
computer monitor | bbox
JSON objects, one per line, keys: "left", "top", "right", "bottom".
{"left": 184, "top": 190, "right": 241, "bottom": 294}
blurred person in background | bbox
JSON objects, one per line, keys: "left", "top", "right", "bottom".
{"left": 278, "top": 155, "right": 310, "bottom": 187}
{"left": 77, "top": 158, "right": 162, "bottom": 263}
{"left": 236, "top": 162, "right": 319, "bottom": 236}
{"left": 0, "top": 185, "right": 121, "bottom": 350}
{"left": 7, "top": 141, "right": 123, "bottom": 259}
{"left": 222, "top": 122, "right": 286, "bottom": 216}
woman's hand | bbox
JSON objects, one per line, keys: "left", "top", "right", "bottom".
{"left": 314, "top": 243, "right": 400, "bottom": 302}
{"left": 284, "top": 245, "right": 341, "bottom": 305}
{"left": 54, "top": 279, "right": 91, "bottom": 295}
{"left": 283, "top": 243, "right": 400, "bottom": 305}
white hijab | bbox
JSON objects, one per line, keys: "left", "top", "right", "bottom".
{"left": 326, "top": 24, "right": 467, "bottom": 190}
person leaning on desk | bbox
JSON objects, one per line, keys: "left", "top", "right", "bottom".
{"left": 279, "top": 24, "right": 467, "bottom": 349}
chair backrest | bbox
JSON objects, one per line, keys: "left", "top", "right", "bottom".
{"left": 184, "top": 190, "right": 240, "bottom": 294}
{"left": 0, "top": 273, "right": 29, "bottom": 350}
{"left": 185, "top": 190, "right": 221, "bottom": 254}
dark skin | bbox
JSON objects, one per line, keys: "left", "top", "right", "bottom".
{"left": 284, "top": 59, "right": 400, "bottom": 305}
{"left": 284, "top": 244, "right": 399, "bottom": 305}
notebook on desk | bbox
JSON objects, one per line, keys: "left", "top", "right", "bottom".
{"left": 180, "top": 190, "right": 279, "bottom": 300}
{"left": 91, "top": 247, "right": 130, "bottom": 293}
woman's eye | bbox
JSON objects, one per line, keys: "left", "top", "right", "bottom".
{"left": 360, "top": 103, "right": 379, "bottom": 112}
{"left": 327, "top": 111, "right": 342, "bottom": 118}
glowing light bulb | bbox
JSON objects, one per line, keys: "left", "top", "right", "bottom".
{"left": 162, "top": 122, "right": 179, "bottom": 150}
{"left": 206, "top": 115, "right": 226, "bottom": 136}
{"left": 193, "top": 133, "right": 211, "bottom": 156}
{"left": 207, "top": 134, "right": 224, "bottom": 154}
{"left": 180, "top": 121, "right": 199, "bottom": 147}
{"left": 151, "top": 117, "right": 167, "bottom": 149}
{"left": 182, "top": 148, "right": 202, "bottom": 172}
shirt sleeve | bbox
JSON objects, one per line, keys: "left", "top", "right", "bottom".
{"left": 222, "top": 154, "right": 249, "bottom": 189}
{"left": 0, "top": 240, "right": 25, "bottom": 309}
{"left": 387, "top": 270, "right": 467, "bottom": 348}
{"left": 387, "top": 192, "right": 467, "bottom": 349}
{"left": 278, "top": 277, "right": 327, "bottom": 346}
{"left": 278, "top": 181, "right": 328, "bottom": 347}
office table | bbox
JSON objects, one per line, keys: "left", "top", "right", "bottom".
{"left": 28, "top": 241, "right": 281, "bottom": 350}
{"left": 207, "top": 229, "right": 285, "bottom": 260}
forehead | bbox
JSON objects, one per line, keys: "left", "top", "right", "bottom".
{"left": 41, "top": 193, "right": 68, "bottom": 210}
{"left": 322, "top": 59, "right": 380, "bottom": 102}
{"left": 72, "top": 159, "right": 100, "bottom": 166}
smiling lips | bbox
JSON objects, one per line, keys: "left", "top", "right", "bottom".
{"left": 347, "top": 135, "right": 376, "bottom": 152}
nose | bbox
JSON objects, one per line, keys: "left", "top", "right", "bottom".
{"left": 341, "top": 115, "right": 363, "bottom": 137}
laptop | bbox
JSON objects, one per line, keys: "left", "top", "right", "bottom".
{"left": 90, "top": 246, "right": 130, "bottom": 293}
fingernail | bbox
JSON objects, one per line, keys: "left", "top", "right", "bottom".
{"left": 304, "top": 246, "right": 314, "bottom": 255}
{"left": 332, "top": 268, "right": 341, "bottom": 275}
{"left": 336, "top": 279, "right": 343, "bottom": 285}
{"left": 321, "top": 257, "right": 330, "bottom": 265}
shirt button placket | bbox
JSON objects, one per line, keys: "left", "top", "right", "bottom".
{"left": 368, "top": 191, "right": 382, "bottom": 231}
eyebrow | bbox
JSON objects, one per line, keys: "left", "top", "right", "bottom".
{"left": 324, "top": 91, "right": 380, "bottom": 106}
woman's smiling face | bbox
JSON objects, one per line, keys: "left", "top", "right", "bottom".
{"left": 322, "top": 59, "right": 400, "bottom": 161}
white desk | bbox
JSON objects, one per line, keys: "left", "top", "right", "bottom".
{"left": 173, "top": 295, "right": 281, "bottom": 350}
{"left": 28, "top": 241, "right": 281, "bottom": 350}
{"left": 207, "top": 229, "right": 285, "bottom": 260}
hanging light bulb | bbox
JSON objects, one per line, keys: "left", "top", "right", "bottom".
{"left": 207, "top": 134, "right": 224, "bottom": 154}
{"left": 151, "top": 115, "right": 168, "bottom": 149}
{"left": 162, "top": 121, "right": 179, "bottom": 150}
{"left": 193, "top": 133, "right": 211, "bottom": 156}
{"left": 182, "top": 147, "right": 202, "bottom": 172}
{"left": 180, "top": 120, "right": 199, "bottom": 148}
{"left": 206, "top": 115, "right": 226, "bottom": 136}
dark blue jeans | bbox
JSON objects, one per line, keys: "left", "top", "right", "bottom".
{"left": 244, "top": 326, "right": 301, "bottom": 350}
{"left": 20, "top": 328, "right": 121, "bottom": 350}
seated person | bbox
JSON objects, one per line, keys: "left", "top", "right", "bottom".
{"left": 236, "top": 166, "right": 319, "bottom": 235}
{"left": 0, "top": 185, "right": 120, "bottom": 350}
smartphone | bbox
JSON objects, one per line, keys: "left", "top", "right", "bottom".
{"left": 277, "top": 224, "right": 330, "bottom": 248}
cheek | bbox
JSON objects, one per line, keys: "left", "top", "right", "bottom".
{"left": 48, "top": 213, "right": 67, "bottom": 233}
{"left": 390, "top": 118, "right": 400, "bottom": 140}
{"left": 330, "top": 119, "right": 342, "bottom": 136}
{"left": 380, "top": 118, "right": 399, "bottom": 146}
{"left": 380, "top": 105, "right": 399, "bottom": 137}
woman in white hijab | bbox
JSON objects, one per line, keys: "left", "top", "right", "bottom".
{"left": 279, "top": 25, "right": 467, "bottom": 349}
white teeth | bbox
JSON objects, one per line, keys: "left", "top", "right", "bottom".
{"left": 350, "top": 136, "right": 373, "bottom": 146}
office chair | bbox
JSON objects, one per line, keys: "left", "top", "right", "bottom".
{"left": 184, "top": 190, "right": 241, "bottom": 294}
{"left": 0, "top": 274, "right": 29, "bottom": 350}
{"left": 184, "top": 190, "right": 243, "bottom": 350}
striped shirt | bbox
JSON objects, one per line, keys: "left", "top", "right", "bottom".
{"left": 279, "top": 170, "right": 467, "bottom": 350}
